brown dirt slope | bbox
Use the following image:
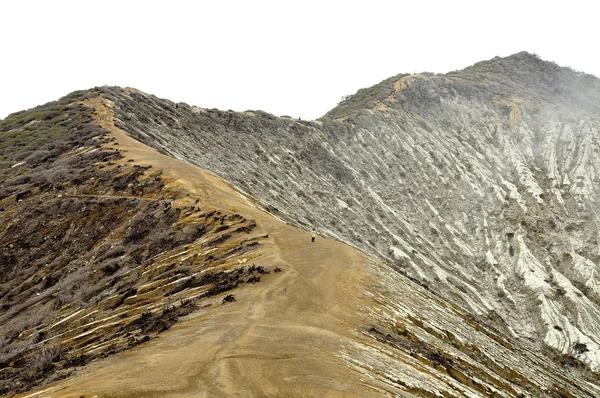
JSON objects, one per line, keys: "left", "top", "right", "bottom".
{"left": 0, "top": 95, "right": 279, "bottom": 395}
{"left": 14, "top": 96, "right": 385, "bottom": 397}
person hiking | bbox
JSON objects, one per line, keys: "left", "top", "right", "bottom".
{"left": 311, "top": 228, "right": 316, "bottom": 243}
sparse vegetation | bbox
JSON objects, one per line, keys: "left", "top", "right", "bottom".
{"left": 572, "top": 342, "right": 589, "bottom": 355}
{"left": 222, "top": 294, "right": 236, "bottom": 303}
{"left": 325, "top": 73, "right": 408, "bottom": 120}
{"left": 0, "top": 92, "right": 279, "bottom": 395}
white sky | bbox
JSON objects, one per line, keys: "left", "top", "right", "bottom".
{"left": 1, "top": 0, "right": 599, "bottom": 120}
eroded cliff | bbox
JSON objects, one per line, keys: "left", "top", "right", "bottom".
{"left": 98, "top": 53, "right": 600, "bottom": 376}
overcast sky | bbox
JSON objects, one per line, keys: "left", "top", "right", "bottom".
{"left": 1, "top": 0, "right": 599, "bottom": 120}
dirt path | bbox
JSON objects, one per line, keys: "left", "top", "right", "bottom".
{"left": 15, "top": 96, "right": 387, "bottom": 397}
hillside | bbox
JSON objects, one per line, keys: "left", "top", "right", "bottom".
{"left": 3, "top": 52, "right": 600, "bottom": 397}
{"left": 0, "top": 94, "right": 274, "bottom": 395}
{"left": 96, "top": 51, "right": 600, "bottom": 366}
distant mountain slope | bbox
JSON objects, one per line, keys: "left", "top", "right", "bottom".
{"left": 97, "top": 52, "right": 600, "bottom": 377}
{"left": 327, "top": 52, "right": 600, "bottom": 120}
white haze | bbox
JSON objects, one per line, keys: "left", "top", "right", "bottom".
{"left": 1, "top": 0, "right": 599, "bottom": 120}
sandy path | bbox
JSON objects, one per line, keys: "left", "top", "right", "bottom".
{"left": 15, "top": 97, "right": 386, "bottom": 397}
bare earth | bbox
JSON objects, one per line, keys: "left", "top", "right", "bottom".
{"left": 16, "top": 96, "right": 387, "bottom": 397}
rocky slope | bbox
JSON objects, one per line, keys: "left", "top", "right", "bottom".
{"left": 96, "top": 53, "right": 600, "bottom": 376}
{"left": 9, "top": 89, "right": 600, "bottom": 398}
{"left": 3, "top": 51, "right": 600, "bottom": 397}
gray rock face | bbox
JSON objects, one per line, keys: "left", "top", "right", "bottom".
{"left": 100, "top": 52, "right": 600, "bottom": 377}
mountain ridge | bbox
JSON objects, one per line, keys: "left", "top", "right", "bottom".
{"left": 9, "top": 92, "right": 600, "bottom": 397}
{"left": 87, "top": 51, "right": 600, "bottom": 374}
{"left": 3, "top": 52, "right": 600, "bottom": 396}
{"left": 326, "top": 51, "right": 600, "bottom": 120}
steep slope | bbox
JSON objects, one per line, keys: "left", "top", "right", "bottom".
{"left": 14, "top": 94, "right": 600, "bottom": 398}
{"left": 94, "top": 52, "right": 600, "bottom": 376}
{"left": 0, "top": 94, "right": 275, "bottom": 395}
{"left": 4, "top": 52, "right": 600, "bottom": 397}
